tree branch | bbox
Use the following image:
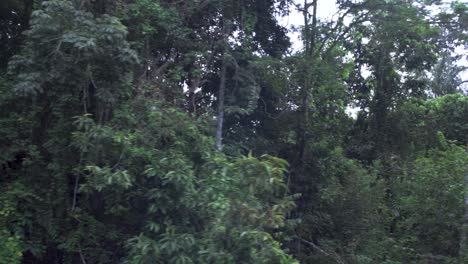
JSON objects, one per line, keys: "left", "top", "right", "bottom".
{"left": 298, "top": 237, "right": 346, "bottom": 264}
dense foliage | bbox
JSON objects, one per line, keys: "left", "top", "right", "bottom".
{"left": 0, "top": 0, "right": 467, "bottom": 263}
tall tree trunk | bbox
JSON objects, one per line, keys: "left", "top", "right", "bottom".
{"left": 298, "top": 0, "right": 317, "bottom": 165}
{"left": 460, "top": 167, "right": 468, "bottom": 261}
{"left": 188, "top": 69, "right": 200, "bottom": 115}
{"left": 215, "top": 59, "right": 226, "bottom": 151}
{"left": 216, "top": 20, "right": 229, "bottom": 151}
{"left": 294, "top": 0, "right": 318, "bottom": 256}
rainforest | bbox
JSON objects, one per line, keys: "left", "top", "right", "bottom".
{"left": 0, "top": 0, "right": 467, "bottom": 263}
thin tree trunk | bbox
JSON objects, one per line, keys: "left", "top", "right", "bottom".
{"left": 460, "top": 167, "right": 468, "bottom": 260}
{"left": 215, "top": 59, "right": 226, "bottom": 151}
{"left": 216, "top": 21, "right": 228, "bottom": 151}
{"left": 295, "top": 1, "right": 318, "bottom": 255}
{"left": 188, "top": 71, "right": 200, "bottom": 115}
{"left": 299, "top": 0, "right": 317, "bottom": 164}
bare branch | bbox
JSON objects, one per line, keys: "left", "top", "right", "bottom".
{"left": 298, "top": 237, "right": 347, "bottom": 264}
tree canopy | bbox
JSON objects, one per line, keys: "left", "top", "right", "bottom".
{"left": 0, "top": 0, "right": 467, "bottom": 263}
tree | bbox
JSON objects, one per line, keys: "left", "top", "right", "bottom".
{"left": 1, "top": 0, "right": 467, "bottom": 263}
{"left": 0, "top": 0, "right": 33, "bottom": 69}
{"left": 430, "top": 53, "right": 467, "bottom": 96}
{"left": 0, "top": 1, "right": 298, "bottom": 263}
